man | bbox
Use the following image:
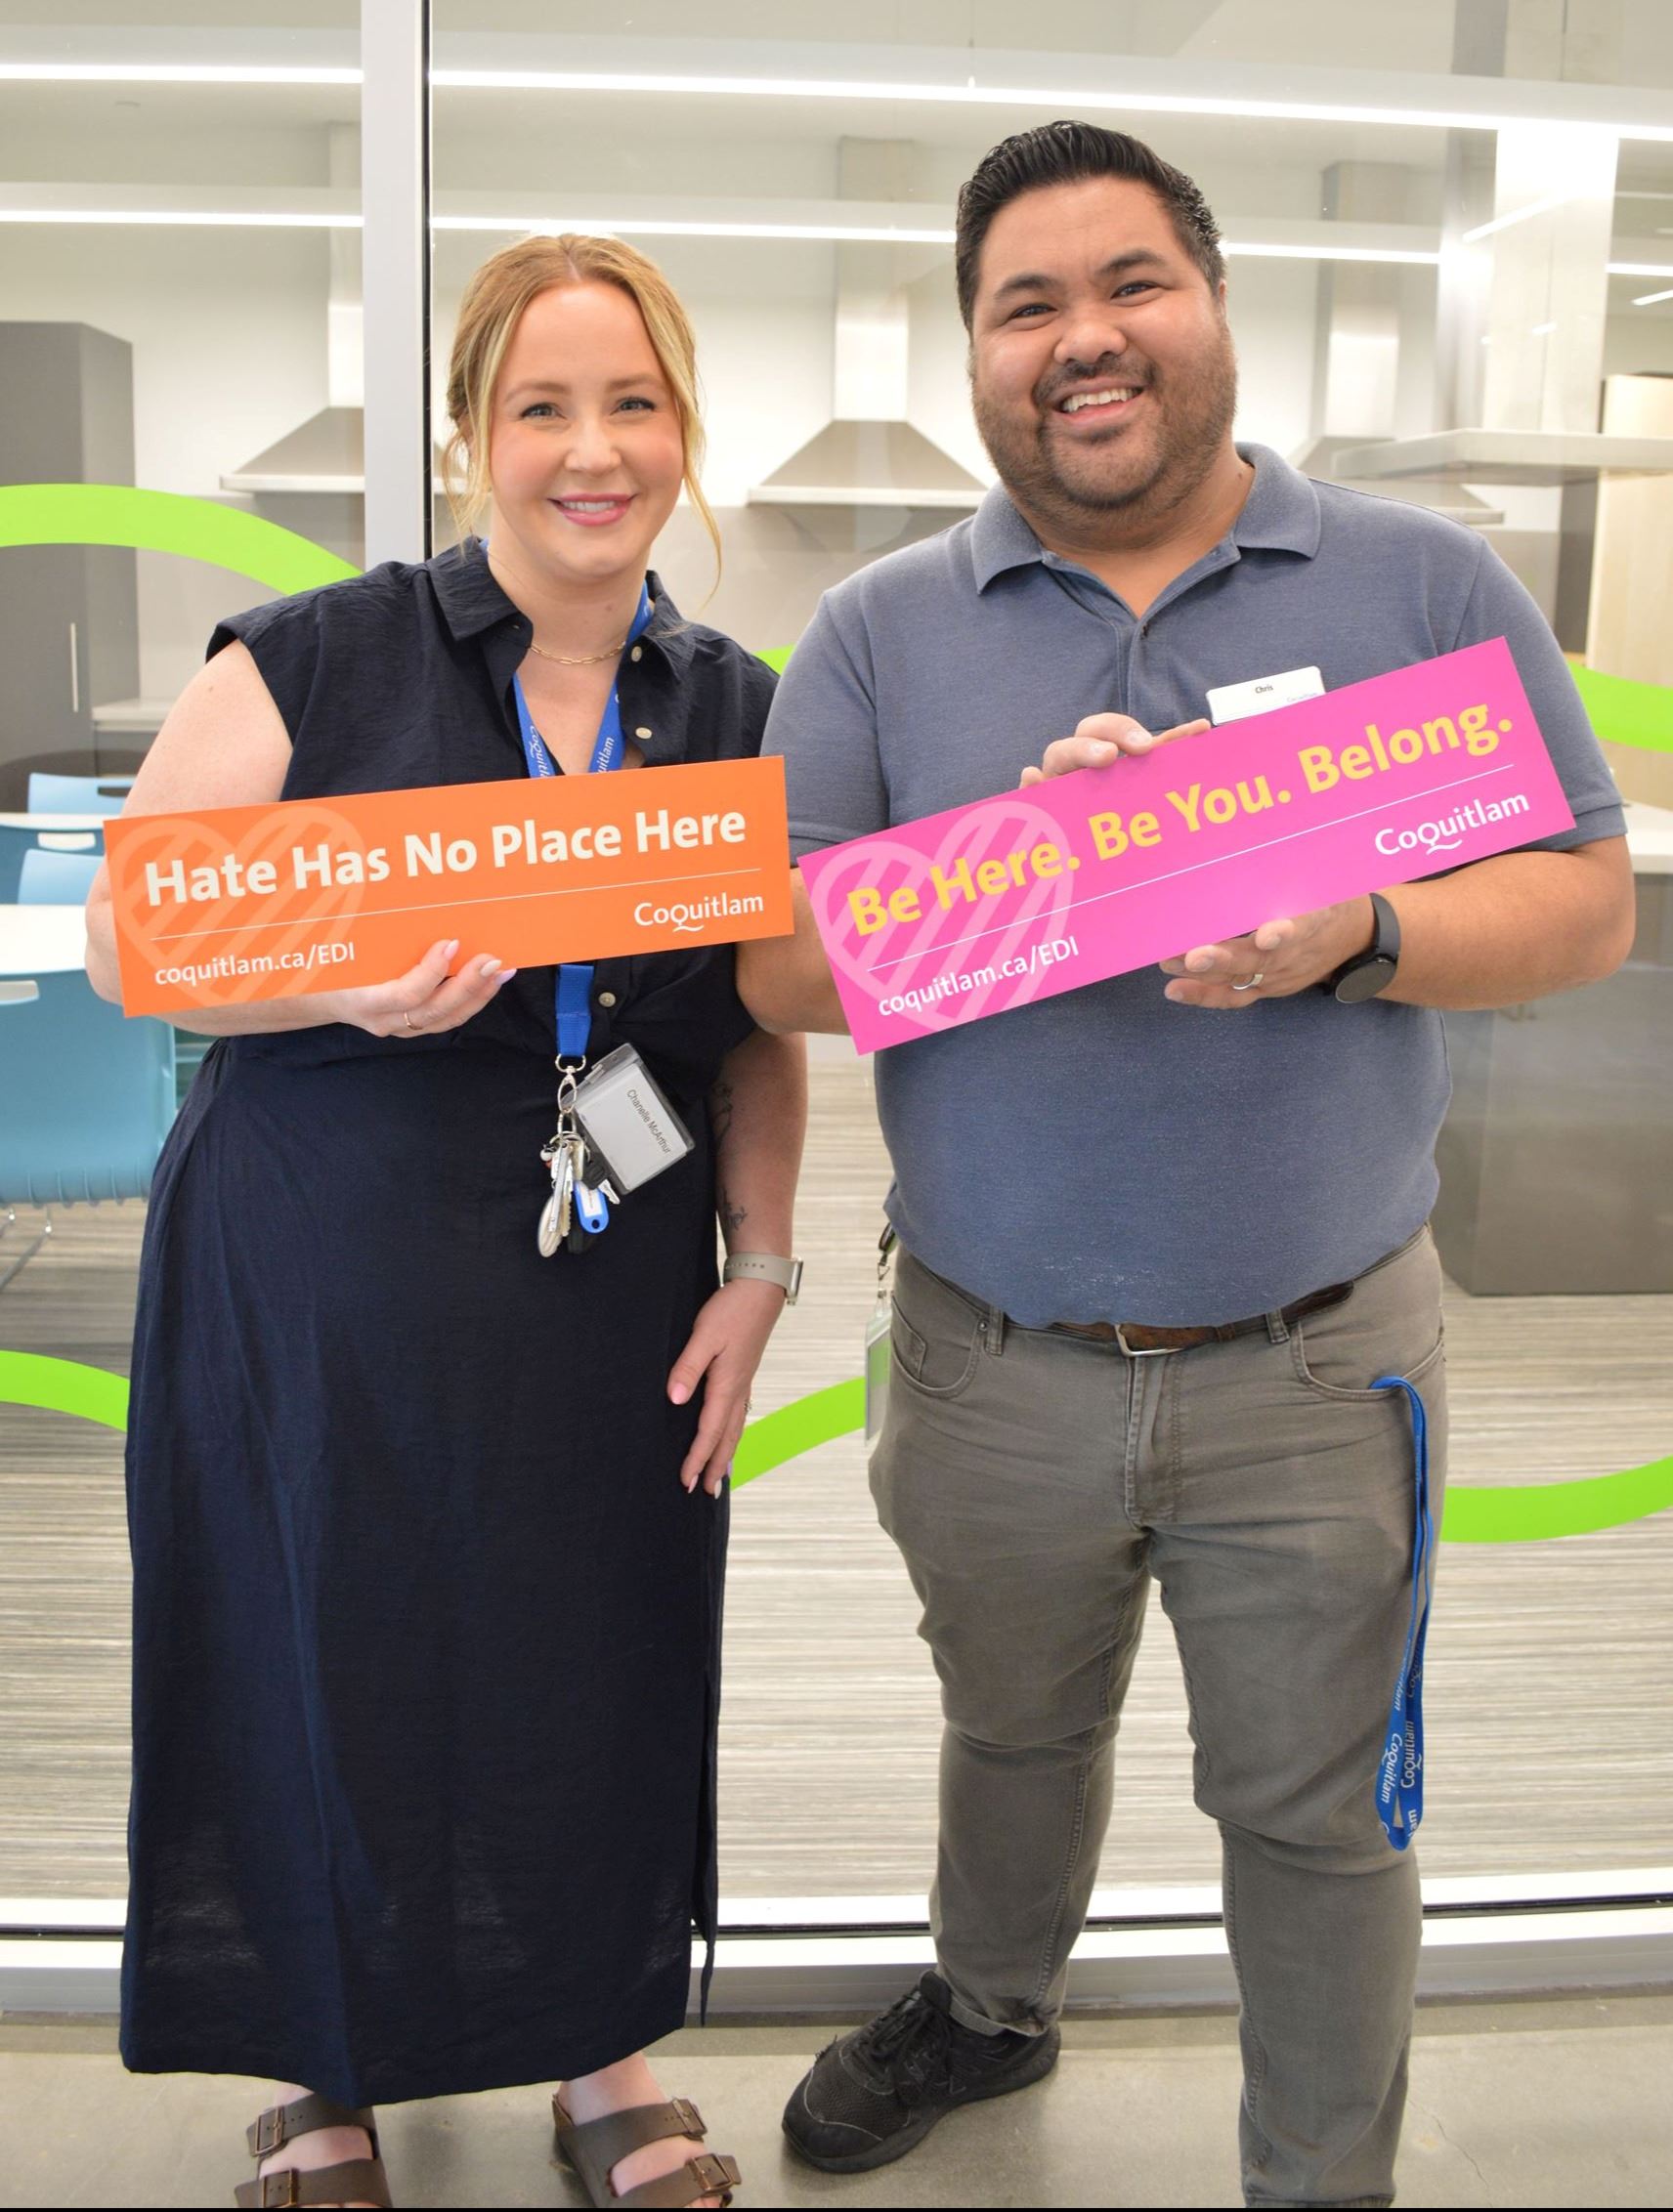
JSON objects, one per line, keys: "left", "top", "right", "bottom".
{"left": 739, "top": 121, "right": 1633, "bottom": 2209}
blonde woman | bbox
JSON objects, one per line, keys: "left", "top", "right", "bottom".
{"left": 86, "top": 236, "right": 806, "bottom": 2209}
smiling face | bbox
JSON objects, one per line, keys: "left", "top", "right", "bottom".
{"left": 968, "top": 175, "right": 1238, "bottom": 541}
{"left": 485, "top": 279, "right": 686, "bottom": 593}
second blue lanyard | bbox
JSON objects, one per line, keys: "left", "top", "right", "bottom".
{"left": 509, "top": 580, "right": 653, "bottom": 1063}
{"left": 1371, "top": 1374, "right": 1435, "bottom": 1852}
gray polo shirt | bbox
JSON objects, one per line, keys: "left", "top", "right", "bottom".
{"left": 766, "top": 445, "right": 1625, "bottom": 1326}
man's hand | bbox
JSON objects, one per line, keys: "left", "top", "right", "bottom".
{"left": 1019, "top": 712, "right": 1209, "bottom": 787}
{"left": 1160, "top": 899, "right": 1373, "bottom": 1010}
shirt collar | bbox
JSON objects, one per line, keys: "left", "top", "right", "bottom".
{"left": 429, "top": 538, "right": 696, "bottom": 671}
{"left": 969, "top": 441, "right": 1321, "bottom": 592}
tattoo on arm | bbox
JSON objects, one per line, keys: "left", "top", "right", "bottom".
{"left": 708, "top": 1077, "right": 736, "bottom": 1148}
{"left": 719, "top": 1183, "right": 748, "bottom": 1238}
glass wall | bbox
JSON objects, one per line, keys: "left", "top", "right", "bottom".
{"left": 1, "top": 0, "right": 1669, "bottom": 1940}
{"left": 428, "top": 0, "right": 1673, "bottom": 1904}
{"left": 0, "top": 0, "right": 360, "bottom": 1895}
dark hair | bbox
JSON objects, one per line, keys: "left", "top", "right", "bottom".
{"left": 954, "top": 120, "right": 1224, "bottom": 330}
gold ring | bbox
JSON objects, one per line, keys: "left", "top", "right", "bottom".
{"left": 403, "top": 1010, "right": 421, "bottom": 1032}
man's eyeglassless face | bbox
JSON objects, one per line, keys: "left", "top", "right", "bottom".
{"left": 968, "top": 175, "right": 1238, "bottom": 532}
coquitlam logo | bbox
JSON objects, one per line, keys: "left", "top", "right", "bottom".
{"left": 1375, "top": 791, "right": 1531, "bottom": 857}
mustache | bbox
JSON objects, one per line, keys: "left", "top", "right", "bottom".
{"left": 1036, "top": 357, "right": 1154, "bottom": 411}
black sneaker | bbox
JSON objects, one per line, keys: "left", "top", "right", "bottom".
{"left": 782, "top": 1970, "right": 1061, "bottom": 2173}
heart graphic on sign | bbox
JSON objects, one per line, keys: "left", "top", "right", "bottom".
{"left": 111, "top": 800, "right": 372, "bottom": 1005}
{"left": 803, "top": 790, "right": 1079, "bottom": 1038}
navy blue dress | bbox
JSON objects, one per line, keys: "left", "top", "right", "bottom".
{"left": 120, "top": 546, "right": 774, "bottom": 2106}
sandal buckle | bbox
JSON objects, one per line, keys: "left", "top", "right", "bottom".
{"left": 247, "top": 2108, "right": 287, "bottom": 2158}
{"left": 689, "top": 2152, "right": 733, "bottom": 2193}
{"left": 260, "top": 2176, "right": 302, "bottom": 2209}
{"left": 670, "top": 2097, "right": 705, "bottom": 2137}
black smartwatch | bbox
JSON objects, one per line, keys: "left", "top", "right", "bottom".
{"left": 1327, "top": 892, "right": 1401, "bottom": 1003}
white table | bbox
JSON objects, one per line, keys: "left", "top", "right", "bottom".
{"left": 0, "top": 813, "right": 105, "bottom": 841}
{"left": 0, "top": 904, "right": 90, "bottom": 978}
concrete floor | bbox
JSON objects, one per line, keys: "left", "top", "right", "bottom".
{"left": 1, "top": 1995, "right": 1670, "bottom": 2209}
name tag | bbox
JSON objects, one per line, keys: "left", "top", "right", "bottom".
{"left": 1206, "top": 664, "right": 1325, "bottom": 725}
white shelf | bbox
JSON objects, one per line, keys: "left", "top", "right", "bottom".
{"left": 748, "top": 483, "right": 981, "bottom": 509}
{"left": 1333, "top": 429, "right": 1673, "bottom": 487}
{"left": 90, "top": 698, "right": 173, "bottom": 736}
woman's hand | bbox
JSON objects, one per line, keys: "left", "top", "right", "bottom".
{"left": 322, "top": 938, "right": 517, "bottom": 1038}
{"left": 666, "top": 1279, "right": 788, "bottom": 1498}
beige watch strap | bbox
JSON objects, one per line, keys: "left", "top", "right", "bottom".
{"left": 723, "top": 1252, "right": 802, "bottom": 1303}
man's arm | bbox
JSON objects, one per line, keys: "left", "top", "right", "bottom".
{"left": 1160, "top": 838, "right": 1635, "bottom": 1011}
{"left": 1381, "top": 838, "right": 1634, "bottom": 1007}
{"left": 737, "top": 873, "right": 848, "bottom": 1036}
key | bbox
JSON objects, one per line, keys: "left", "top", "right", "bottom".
{"left": 537, "top": 1142, "right": 575, "bottom": 1257}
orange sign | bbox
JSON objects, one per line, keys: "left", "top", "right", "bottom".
{"left": 105, "top": 756, "right": 792, "bottom": 1015}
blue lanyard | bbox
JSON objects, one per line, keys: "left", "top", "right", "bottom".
{"left": 1371, "top": 1374, "right": 1435, "bottom": 1851}
{"left": 509, "top": 581, "right": 653, "bottom": 1064}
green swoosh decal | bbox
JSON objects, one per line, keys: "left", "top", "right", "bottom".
{"left": 1440, "top": 1453, "right": 1673, "bottom": 1542}
{"left": 0, "top": 1350, "right": 129, "bottom": 1431}
{"left": 0, "top": 484, "right": 358, "bottom": 596}
{"left": 3, "top": 1351, "right": 1669, "bottom": 1542}
{"left": 1571, "top": 663, "right": 1673, "bottom": 756}
{"left": 1, "top": 482, "right": 1667, "bottom": 1543}
{"left": 732, "top": 1377, "right": 864, "bottom": 1486}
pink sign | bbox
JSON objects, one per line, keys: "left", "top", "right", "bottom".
{"left": 798, "top": 637, "right": 1575, "bottom": 1054}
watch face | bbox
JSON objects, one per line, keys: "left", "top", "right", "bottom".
{"left": 1335, "top": 956, "right": 1398, "bottom": 1004}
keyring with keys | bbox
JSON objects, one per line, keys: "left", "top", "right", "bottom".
{"left": 536, "top": 1063, "right": 587, "bottom": 1258}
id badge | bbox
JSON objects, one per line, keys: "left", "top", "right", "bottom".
{"left": 572, "top": 1043, "right": 695, "bottom": 1194}
{"left": 864, "top": 1298, "right": 892, "bottom": 1444}
{"left": 864, "top": 1222, "right": 898, "bottom": 1444}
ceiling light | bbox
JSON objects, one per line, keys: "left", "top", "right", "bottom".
{"left": 0, "top": 62, "right": 357, "bottom": 86}
{"left": 428, "top": 214, "right": 955, "bottom": 243}
{"left": 429, "top": 66, "right": 1673, "bottom": 143}
{"left": 1222, "top": 241, "right": 1437, "bottom": 264}
{"left": 1632, "top": 285, "right": 1673, "bottom": 305}
{"left": 3, "top": 59, "right": 1671, "bottom": 142}
{"left": 1609, "top": 261, "right": 1673, "bottom": 276}
{"left": 0, "top": 208, "right": 359, "bottom": 228}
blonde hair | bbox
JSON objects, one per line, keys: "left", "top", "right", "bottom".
{"left": 442, "top": 233, "right": 720, "bottom": 579}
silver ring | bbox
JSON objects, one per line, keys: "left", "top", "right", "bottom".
{"left": 1229, "top": 972, "right": 1265, "bottom": 992}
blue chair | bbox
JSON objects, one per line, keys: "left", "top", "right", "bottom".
{"left": 0, "top": 958, "right": 177, "bottom": 1284}
{"left": 0, "top": 822, "right": 102, "bottom": 903}
{"left": 18, "top": 848, "right": 103, "bottom": 905}
{"left": 27, "top": 772, "right": 134, "bottom": 817}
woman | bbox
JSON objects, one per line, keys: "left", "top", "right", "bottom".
{"left": 85, "top": 234, "right": 806, "bottom": 2210}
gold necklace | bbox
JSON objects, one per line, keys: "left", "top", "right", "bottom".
{"left": 526, "top": 633, "right": 627, "bottom": 667}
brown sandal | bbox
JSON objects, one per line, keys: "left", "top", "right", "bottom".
{"left": 553, "top": 2091, "right": 741, "bottom": 2208}
{"left": 234, "top": 2092, "right": 393, "bottom": 2208}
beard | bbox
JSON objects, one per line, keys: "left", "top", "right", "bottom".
{"left": 972, "top": 327, "right": 1239, "bottom": 540}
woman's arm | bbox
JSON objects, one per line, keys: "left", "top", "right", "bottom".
{"left": 708, "top": 1025, "right": 808, "bottom": 1260}
{"left": 666, "top": 1026, "right": 809, "bottom": 1495}
{"left": 85, "top": 641, "right": 508, "bottom": 1037}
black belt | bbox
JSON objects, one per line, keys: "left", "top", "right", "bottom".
{"left": 1048, "top": 1278, "right": 1354, "bottom": 1356}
